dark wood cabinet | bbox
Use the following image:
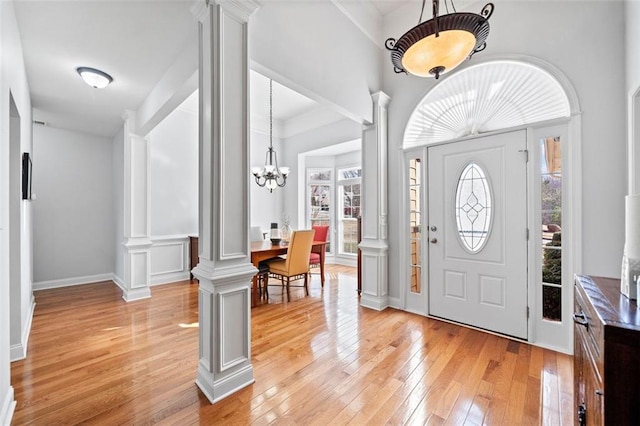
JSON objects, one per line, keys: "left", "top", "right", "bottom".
{"left": 574, "top": 275, "right": 640, "bottom": 425}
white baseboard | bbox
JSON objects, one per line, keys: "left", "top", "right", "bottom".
{"left": 0, "top": 386, "right": 15, "bottom": 426}
{"left": 387, "top": 296, "right": 401, "bottom": 309}
{"left": 10, "top": 297, "right": 36, "bottom": 362}
{"left": 150, "top": 271, "right": 190, "bottom": 286}
{"left": 33, "top": 273, "right": 114, "bottom": 291}
{"left": 112, "top": 273, "right": 125, "bottom": 290}
{"left": 360, "top": 294, "right": 389, "bottom": 311}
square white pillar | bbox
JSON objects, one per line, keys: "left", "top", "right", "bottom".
{"left": 360, "top": 92, "right": 391, "bottom": 311}
{"left": 121, "top": 110, "right": 151, "bottom": 302}
{"left": 193, "top": 0, "right": 259, "bottom": 403}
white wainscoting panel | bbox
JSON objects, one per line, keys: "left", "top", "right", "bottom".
{"left": 150, "top": 235, "right": 191, "bottom": 285}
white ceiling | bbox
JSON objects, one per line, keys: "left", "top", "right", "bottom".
{"left": 369, "top": 0, "right": 415, "bottom": 16}
{"left": 14, "top": 0, "right": 197, "bottom": 137}
{"left": 13, "top": 0, "right": 410, "bottom": 139}
{"left": 250, "top": 71, "right": 320, "bottom": 122}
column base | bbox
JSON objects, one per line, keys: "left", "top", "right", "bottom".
{"left": 359, "top": 238, "right": 389, "bottom": 311}
{"left": 194, "top": 260, "right": 256, "bottom": 404}
{"left": 122, "top": 287, "right": 151, "bottom": 302}
{"left": 196, "top": 363, "right": 255, "bottom": 404}
{"left": 122, "top": 237, "right": 152, "bottom": 302}
{"left": 360, "top": 293, "right": 389, "bottom": 311}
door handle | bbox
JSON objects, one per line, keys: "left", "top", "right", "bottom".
{"left": 577, "top": 404, "right": 586, "bottom": 426}
{"left": 430, "top": 238, "right": 437, "bottom": 244}
{"left": 573, "top": 312, "right": 589, "bottom": 328}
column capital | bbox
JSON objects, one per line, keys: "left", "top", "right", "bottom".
{"left": 371, "top": 91, "right": 391, "bottom": 109}
{"left": 121, "top": 109, "right": 138, "bottom": 134}
{"left": 121, "top": 109, "right": 136, "bottom": 123}
{"left": 216, "top": 0, "right": 261, "bottom": 21}
{"left": 191, "top": 0, "right": 209, "bottom": 22}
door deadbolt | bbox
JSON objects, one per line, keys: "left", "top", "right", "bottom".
{"left": 430, "top": 226, "right": 437, "bottom": 232}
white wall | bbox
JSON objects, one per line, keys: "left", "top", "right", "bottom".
{"left": 281, "top": 118, "right": 363, "bottom": 230}
{"left": 148, "top": 107, "right": 198, "bottom": 237}
{"left": 335, "top": 150, "right": 361, "bottom": 169}
{"left": 626, "top": 1, "right": 640, "bottom": 99}
{"left": 625, "top": 1, "right": 640, "bottom": 194}
{"left": 383, "top": 1, "right": 627, "bottom": 302}
{"left": 0, "top": 0, "right": 33, "bottom": 422}
{"left": 112, "top": 127, "right": 124, "bottom": 283}
{"left": 32, "top": 126, "right": 114, "bottom": 288}
{"left": 251, "top": 1, "right": 379, "bottom": 125}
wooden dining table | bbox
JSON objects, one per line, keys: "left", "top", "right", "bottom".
{"left": 250, "top": 240, "right": 326, "bottom": 307}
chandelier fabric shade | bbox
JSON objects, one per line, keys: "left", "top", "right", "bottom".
{"left": 386, "top": 0, "right": 494, "bottom": 79}
{"left": 252, "top": 79, "right": 289, "bottom": 193}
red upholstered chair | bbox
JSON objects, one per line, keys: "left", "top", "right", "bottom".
{"left": 309, "top": 225, "right": 329, "bottom": 287}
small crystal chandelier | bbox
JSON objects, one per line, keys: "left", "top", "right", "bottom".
{"left": 252, "top": 79, "right": 289, "bottom": 192}
{"left": 385, "top": 0, "right": 494, "bottom": 79}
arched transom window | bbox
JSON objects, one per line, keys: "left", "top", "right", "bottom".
{"left": 403, "top": 60, "right": 571, "bottom": 148}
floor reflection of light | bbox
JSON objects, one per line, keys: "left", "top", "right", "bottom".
{"left": 264, "top": 411, "right": 277, "bottom": 423}
{"left": 542, "top": 369, "right": 556, "bottom": 409}
{"left": 320, "top": 273, "right": 360, "bottom": 356}
{"left": 178, "top": 322, "right": 199, "bottom": 328}
{"left": 310, "top": 331, "right": 330, "bottom": 355}
{"left": 265, "top": 386, "right": 278, "bottom": 398}
{"left": 102, "top": 326, "right": 122, "bottom": 331}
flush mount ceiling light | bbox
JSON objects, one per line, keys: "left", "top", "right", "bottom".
{"left": 76, "top": 66, "right": 113, "bottom": 89}
{"left": 252, "top": 79, "right": 289, "bottom": 192}
{"left": 385, "top": 0, "right": 494, "bottom": 79}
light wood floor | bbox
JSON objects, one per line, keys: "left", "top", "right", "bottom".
{"left": 11, "top": 265, "right": 573, "bottom": 425}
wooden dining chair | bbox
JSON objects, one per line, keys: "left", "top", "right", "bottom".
{"left": 263, "top": 229, "right": 315, "bottom": 301}
{"left": 309, "top": 225, "right": 329, "bottom": 287}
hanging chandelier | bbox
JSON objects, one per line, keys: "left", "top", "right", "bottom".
{"left": 252, "top": 79, "right": 289, "bottom": 192}
{"left": 385, "top": 0, "right": 494, "bottom": 79}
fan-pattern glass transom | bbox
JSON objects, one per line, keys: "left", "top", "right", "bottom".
{"left": 455, "top": 162, "right": 492, "bottom": 253}
{"left": 404, "top": 60, "right": 571, "bottom": 148}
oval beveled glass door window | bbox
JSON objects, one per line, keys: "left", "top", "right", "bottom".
{"left": 455, "top": 162, "right": 492, "bottom": 252}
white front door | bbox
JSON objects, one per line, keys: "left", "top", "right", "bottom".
{"left": 428, "top": 130, "right": 528, "bottom": 339}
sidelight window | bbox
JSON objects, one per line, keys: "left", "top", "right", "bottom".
{"left": 541, "top": 136, "right": 562, "bottom": 321}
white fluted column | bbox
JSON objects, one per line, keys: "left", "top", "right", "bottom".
{"left": 121, "top": 110, "right": 151, "bottom": 301}
{"left": 193, "top": 0, "right": 259, "bottom": 403}
{"left": 359, "top": 92, "right": 390, "bottom": 310}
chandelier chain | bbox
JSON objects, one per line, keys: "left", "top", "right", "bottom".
{"left": 432, "top": 0, "right": 440, "bottom": 36}
{"left": 418, "top": 0, "right": 426, "bottom": 24}
{"left": 269, "top": 79, "right": 273, "bottom": 150}
{"left": 251, "top": 77, "right": 289, "bottom": 192}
